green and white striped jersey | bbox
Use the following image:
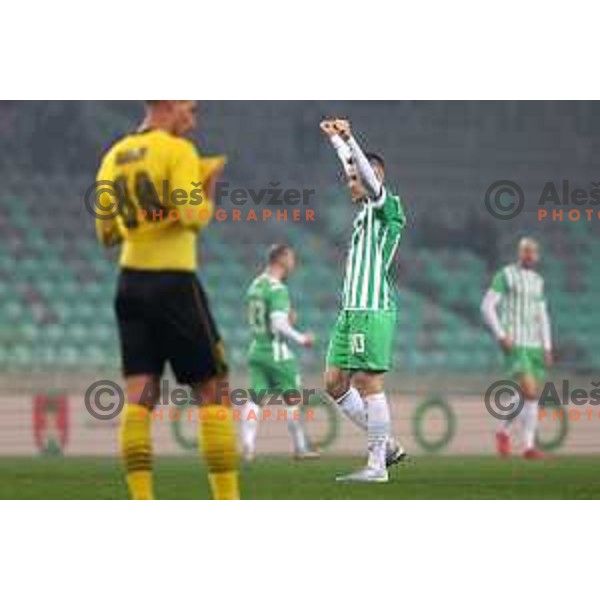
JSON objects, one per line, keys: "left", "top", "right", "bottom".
{"left": 246, "top": 273, "right": 293, "bottom": 362}
{"left": 490, "top": 263, "right": 547, "bottom": 348}
{"left": 342, "top": 189, "right": 406, "bottom": 310}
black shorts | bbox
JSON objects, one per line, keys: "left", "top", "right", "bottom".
{"left": 115, "top": 269, "right": 228, "bottom": 385}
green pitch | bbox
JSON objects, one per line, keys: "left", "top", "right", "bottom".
{"left": 2, "top": 455, "right": 600, "bottom": 499}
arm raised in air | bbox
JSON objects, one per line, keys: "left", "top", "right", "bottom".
{"left": 332, "top": 119, "right": 384, "bottom": 202}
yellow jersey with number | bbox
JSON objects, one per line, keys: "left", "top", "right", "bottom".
{"left": 95, "top": 129, "right": 218, "bottom": 272}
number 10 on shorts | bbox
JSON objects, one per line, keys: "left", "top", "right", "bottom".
{"left": 351, "top": 333, "right": 365, "bottom": 355}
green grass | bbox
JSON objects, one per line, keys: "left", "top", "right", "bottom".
{"left": 2, "top": 455, "right": 600, "bottom": 499}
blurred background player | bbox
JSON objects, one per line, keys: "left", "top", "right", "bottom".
{"left": 242, "top": 244, "right": 319, "bottom": 461}
{"left": 95, "top": 100, "right": 240, "bottom": 499}
{"left": 481, "top": 237, "right": 553, "bottom": 459}
{"left": 320, "top": 118, "right": 407, "bottom": 483}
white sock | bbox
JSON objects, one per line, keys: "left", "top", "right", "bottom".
{"left": 335, "top": 387, "right": 367, "bottom": 431}
{"left": 240, "top": 401, "right": 260, "bottom": 453}
{"left": 334, "top": 387, "right": 396, "bottom": 452}
{"left": 497, "top": 394, "right": 518, "bottom": 433}
{"left": 520, "top": 401, "right": 538, "bottom": 451}
{"left": 286, "top": 406, "right": 308, "bottom": 454}
{"left": 365, "top": 393, "right": 391, "bottom": 471}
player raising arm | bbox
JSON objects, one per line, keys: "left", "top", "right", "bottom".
{"left": 320, "top": 118, "right": 407, "bottom": 483}
{"left": 481, "top": 237, "right": 553, "bottom": 459}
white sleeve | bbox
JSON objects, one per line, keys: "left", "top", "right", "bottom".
{"left": 329, "top": 134, "right": 353, "bottom": 178}
{"left": 270, "top": 311, "right": 306, "bottom": 345}
{"left": 540, "top": 301, "right": 552, "bottom": 352}
{"left": 346, "top": 135, "right": 383, "bottom": 200}
{"left": 481, "top": 289, "right": 506, "bottom": 341}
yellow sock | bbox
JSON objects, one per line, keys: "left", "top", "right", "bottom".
{"left": 208, "top": 472, "right": 239, "bottom": 500}
{"left": 126, "top": 471, "right": 153, "bottom": 500}
{"left": 198, "top": 405, "right": 240, "bottom": 500}
{"left": 120, "top": 404, "right": 154, "bottom": 500}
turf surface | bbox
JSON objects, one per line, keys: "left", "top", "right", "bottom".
{"left": 2, "top": 455, "right": 600, "bottom": 499}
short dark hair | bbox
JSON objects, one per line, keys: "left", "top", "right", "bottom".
{"left": 267, "top": 243, "right": 292, "bottom": 264}
{"left": 365, "top": 152, "right": 385, "bottom": 170}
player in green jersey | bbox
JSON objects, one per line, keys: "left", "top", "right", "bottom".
{"left": 320, "top": 118, "right": 407, "bottom": 483}
{"left": 241, "top": 243, "right": 319, "bottom": 461}
{"left": 482, "top": 237, "right": 553, "bottom": 459}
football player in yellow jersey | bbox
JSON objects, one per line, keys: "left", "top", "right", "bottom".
{"left": 95, "top": 100, "right": 239, "bottom": 500}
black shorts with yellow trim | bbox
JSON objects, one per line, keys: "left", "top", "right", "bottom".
{"left": 115, "top": 269, "right": 228, "bottom": 386}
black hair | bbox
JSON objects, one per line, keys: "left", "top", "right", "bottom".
{"left": 267, "top": 243, "right": 292, "bottom": 264}
{"left": 365, "top": 152, "right": 385, "bottom": 170}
